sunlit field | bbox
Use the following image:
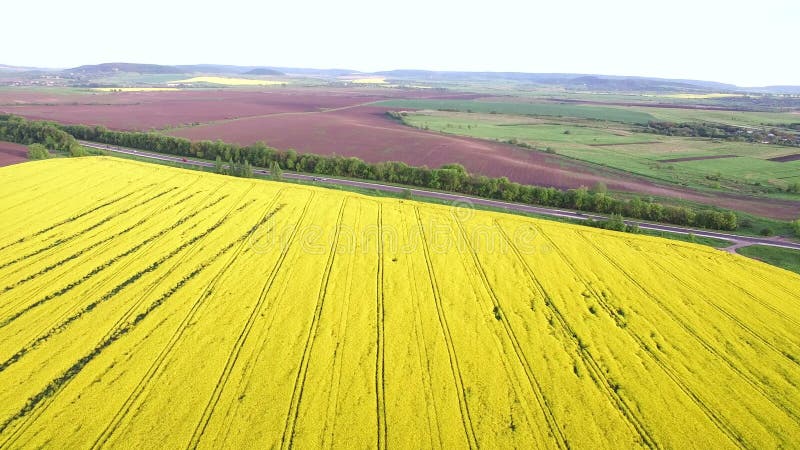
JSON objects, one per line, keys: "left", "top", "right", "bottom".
{"left": 0, "top": 157, "right": 797, "bottom": 448}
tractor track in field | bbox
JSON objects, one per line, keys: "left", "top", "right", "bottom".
{"left": 398, "top": 207, "right": 444, "bottom": 449}
{"left": 0, "top": 175, "right": 169, "bottom": 284}
{"left": 0, "top": 174, "right": 164, "bottom": 272}
{"left": 1, "top": 217, "right": 147, "bottom": 294}
{"left": 0, "top": 184, "right": 181, "bottom": 272}
{"left": 453, "top": 216, "right": 568, "bottom": 449}
{"left": 95, "top": 197, "right": 262, "bottom": 374}
{"left": 579, "top": 233, "right": 800, "bottom": 425}
{"left": 321, "top": 201, "right": 361, "bottom": 448}
{"left": 0, "top": 182, "right": 189, "bottom": 326}
{"left": 723, "top": 248, "right": 798, "bottom": 301}
{"left": 414, "top": 207, "right": 479, "bottom": 449}
{"left": 280, "top": 198, "right": 347, "bottom": 450}
{"left": 204, "top": 191, "right": 318, "bottom": 448}
{"left": 313, "top": 200, "right": 363, "bottom": 447}
{"left": 0, "top": 181, "right": 158, "bottom": 255}
{"left": 0, "top": 237, "right": 244, "bottom": 448}
{"left": 644, "top": 244, "right": 800, "bottom": 366}
{"left": 449, "top": 226, "right": 542, "bottom": 444}
{"left": 494, "top": 221, "right": 658, "bottom": 449}
{"left": 0, "top": 187, "right": 222, "bottom": 327}
{"left": 564, "top": 231, "right": 753, "bottom": 448}
{"left": 90, "top": 191, "right": 259, "bottom": 359}
{"left": 374, "top": 203, "right": 387, "bottom": 450}
{"left": 186, "top": 193, "right": 317, "bottom": 450}
{"left": 92, "top": 189, "right": 286, "bottom": 449}
{"left": 0, "top": 181, "right": 184, "bottom": 318}
{"left": 0, "top": 185, "right": 220, "bottom": 336}
{"left": 683, "top": 248, "right": 800, "bottom": 329}
{"left": 0, "top": 161, "right": 136, "bottom": 227}
{"left": 0, "top": 188, "right": 264, "bottom": 447}
{"left": 0, "top": 189, "right": 233, "bottom": 373}
{"left": 1, "top": 189, "right": 200, "bottom": 289}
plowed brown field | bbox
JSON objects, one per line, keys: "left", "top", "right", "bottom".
{"left": 0, "top": 141, "right": 27, "bottom": 167}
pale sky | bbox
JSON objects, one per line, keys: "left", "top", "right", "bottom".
{"left": 6, "top": 0, "right": 799, "bottom": 86}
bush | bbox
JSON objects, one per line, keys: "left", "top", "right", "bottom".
{"left": 584, "top": 214, "right": 638, "bottom": 233}
{"left": 760, "top": 227, "right": 774, "bottom": 237}
{"left": 27, "top": 143, "right": 50, "bottom": 160}
{"left": 69, "top": 144, "right": 89, "bottom": 157}
{"left": 792, "top": 219, "right": 800, "bottom": 237}
{"left": 591, "top": 182, "right": 608, "bottom": 195}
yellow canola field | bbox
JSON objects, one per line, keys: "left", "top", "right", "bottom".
{"left": 171, "top": 76, "right": 285, "bottom": 86}
{"left": 0, "top": 157, "right": 798, "bottom": 449}
{"left": 663, "top": 93, "right": 745, "bottom": 99}
{"left": 346, "top": 77, "right": 388, "bottom": 84}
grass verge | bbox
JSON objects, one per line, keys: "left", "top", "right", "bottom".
{"left": 736, "top": 245, "right": 800, "bottom": 274}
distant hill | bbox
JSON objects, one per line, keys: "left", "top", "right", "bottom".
{"left": 176, "top": 64, "right": 254, "bottom": 74}
{"left": 0, "top": 64, "right": 54, "bottom": 72}
{"left": 269, "top": 67, "right": 356, "bottom": 77}
{"left": 175, "top": 65, "right": 284, "bottom": 76}
{"left": 6, "top": 61, "right": 798, "bottom": 94}
{"left": 375, "top": 70, "right": 742, "bottom": 93}
{"left": 243, "top": 68, "right": 284, "bottom": 76}
{"left": 65, "top": 63, "right": 185, "bottom": 75}
{"left": 746, "top": 85, "right": 800, "bottom": 95}
{"left": 565, "top": 75, "right": 710, "bottom": 92}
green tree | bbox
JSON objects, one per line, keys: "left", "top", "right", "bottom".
{"left": 214, "top": 155, "right": 225, "bottom": 174}
{"left": 27, "top": 143, "right": 50, "bottom": 160}
{"left": 792, "top": 219, "right": 800, "bottom": 237}
{"left": 242, "top": 160, "right": 253, "bottom": 178}
{"left": 567, "top": 186, "right": 590, "bottom": 210}
{"left": 69, "top": 144, "right": 88, "bottom": 157}
{"left": 270, "top": 161, "right": 283, "bottom": 180}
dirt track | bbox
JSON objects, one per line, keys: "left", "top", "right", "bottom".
{"left": 768, "top": 153, "right": 800, "bottom": 162}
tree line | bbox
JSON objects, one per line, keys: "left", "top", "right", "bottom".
{"left": 0, "top": 115, "right": 77, "bottom": 152}
{"left": 643, "top": 121, "right": 800, "bottom": 147}
{"left": 0, "top": 115, "right": 90, "bottom": 157}
{"left": 1, "top": 115, "right": 738, "bottom": 230}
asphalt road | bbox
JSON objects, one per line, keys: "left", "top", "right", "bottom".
{"left": 80, "top": 140, "right": 800, "bottom": 251}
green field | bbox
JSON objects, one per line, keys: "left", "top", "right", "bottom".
{"left": 399, "top": 111, "right": 800, "bottom": 196}
{"left": 736, "top": 245, "right": 800, "bottom": 274}
{"left": 633, "top": 107, "right": 800, "bottom": 128}
{"left": 376, "top": 99, "right": 656, "bottom": 123}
